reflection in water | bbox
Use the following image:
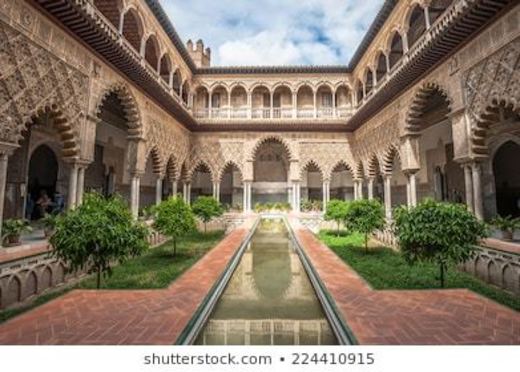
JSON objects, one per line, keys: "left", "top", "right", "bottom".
{"left": 195, "top": 219, "right": 337, "bottom": 345}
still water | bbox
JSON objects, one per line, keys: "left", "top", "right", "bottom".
{"left": 195, "top": 219, "right": 338, "bottom": 345}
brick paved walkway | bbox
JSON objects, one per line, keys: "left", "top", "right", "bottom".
{"left": 290, "top": 219, "right": 520, "bottom": 345}
{"left": 0, "top": 220, "right": 255, "bottom": 345}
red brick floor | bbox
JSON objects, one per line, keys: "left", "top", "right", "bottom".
{"left": 0, "top": 219, "right": 255, "bottom": 345}
{"left": 289, "top": 219, "right": 520, "bottom": 345}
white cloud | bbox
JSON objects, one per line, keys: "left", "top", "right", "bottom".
{"left": 159, "top": 0, "right": 384, "bottom": 66}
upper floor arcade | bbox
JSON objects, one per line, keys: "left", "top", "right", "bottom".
{"left": 29, "top": 0, "right": 513, "bottom": 131}
{"left": 191, "top": 72, "right": 354, "bottom": 123}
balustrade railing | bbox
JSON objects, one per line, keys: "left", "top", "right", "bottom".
{"left": 195, "top": 106, "right": 353, "bottom": 121}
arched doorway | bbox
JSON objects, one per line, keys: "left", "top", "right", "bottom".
{"left": 493, "top": 141, "right": 520, "bottom": 217}
{"left": 220, "top": 163, "right": 243, "bottom": 210}
{"left": 410, "top": 86, "right": 463, "bottom": 205}
{"left": 301, "top": 162, "right": 323, "bottom": 206}
{"left": 90, "top": 88, "right": 138, "bottom": 205}
{"left": 191, "top": 162, "right": 213, "bottom": 203}
{"left": 27, "top": 145, "right": 59, "bottom": 219}
{"left": 253, "top": 139, "right": 290, "bottom": 205}
{"left": 330, "top": 161, "right": 354, "bottom": 201}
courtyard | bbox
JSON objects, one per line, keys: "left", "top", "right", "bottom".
{"left": 0, "top": 0, "right": 519, "bottom": 347}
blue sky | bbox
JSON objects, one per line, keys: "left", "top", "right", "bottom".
{"left": 159, "top": 0, "right": 384, "bottom": 66}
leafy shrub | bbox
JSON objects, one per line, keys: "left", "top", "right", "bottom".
{"left": 344, "top": 199, "right": 385, "bottom": 252}
{"left": 192, "top": 196, "right": 224, "bottom": 233}
{"left": 324, "top": 200, "right": 350, "bottom": 236}
{"left": 154, "top": 196, "right": 196, "bottom": 256}
{"left": 394, "top": 199, "right": 487, "bottom": 288}
{"left": 490, "top": 215, "right": 520, "bottom": 240}
{"left": 51, "top": 193, "right": 150, "bottom": 288}
{"left": 2, "top": 219, "right": 32, "bottom": 246}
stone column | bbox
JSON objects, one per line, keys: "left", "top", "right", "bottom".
{"left": 292, "top": 91, "right": 297, "bottom": 118}
{"left": 367, "top": 178, "right": 374, "bottom": 200}
{"left": 424, "top": 6, "right": 431, "bottom": 29}
{"left": 76, "top": 166, "right": 86, "bottom": 206}
{"left": 208, "top": 92, "right": 213, "bottom": 119}
{"left": 187, "top": 183, "right": 192, "bottom": 205}
{"left": 383, "top": 175, "right": 392, "bottom": 219}
{"left": 213, "top": 182, "right": 220, "bottom": 202}
{"left": 270, "top": 92, "right": 274, "bottom": 119}
{"left": 332, "top": 91, "right": 337, "bottom": 117}
{"left": 67, "top": 162, "right": 79, "bottom": 210}
{"left": 410, "top": 172, "right": 417, "bottom": 207}
{"left": 227, "top": 93, "right": 232, "bottom": 119}
{"left": 471, "top": 162, "right": 484, "bottom": 220}
{"left": 296, "top": 182, "right": 301, "bottom": 213}
{"left": 402, "top": 32, "right": 409, "bottom": 53}
{"left": 155, "top": 176, "right": 163, "bottom": 205}
{"left": 243, "top": 182, "right": 248, "bottom": 214}
{"left": 358, "top": 179, "right": 364, "bottom": 199}
{"left": 406, "top": 172, "right": 417, "bottom": 207}
{"left": 292, "top": 182, "right": 301, "bottom": 213}
{"left": 172, "top": 180, "right": 178, "bottom": 197}
{"left": 247, "top": 92, "right": 252, "bottom": 119}
{"left": 130, "top": 174, "right": 141, "bottom": 218}
{"left": 353, "top": 181, "right": 359, "bottom": 200}
{"left": 0, "top": 153, "right": 9, "bottom": 247}
{"left": 322, "top": 181, "right": 330, "bottom": 212}
{"left": 183, "top": 182, "right": 188, "bottom": 203}
{"left": 313, "top": 90, "right": 317, "bottom": 118}
{"left": 246, "top": 182, "right": 252, "bottom": 213}
{"left": 463, "top": 164, "right": 474, "bottom": 213}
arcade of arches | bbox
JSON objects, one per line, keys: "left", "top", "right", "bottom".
{"left": 0, "top": 0, "right": 519, "bottom": 247}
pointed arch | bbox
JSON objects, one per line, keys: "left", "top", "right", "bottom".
{"left": 95, "top": 83, "right": 142, "bottom": 137}
{"left": 405, "top": 82, "right": 453, "bottom": 135}
{"left": 121, "top": 7, "right": 144, "bottom": 52}
{"left": 145, "top": 146, "right": 164, "bottom": 175}
{"left": 144, "top": 34, "right": 160, "bottom": 70}
{"left": 218, "top": 160, "right": 243, "bottom": 183}
{"left": 355, "top": 160, "right": 365, "bottom": 179}
{"left": 367, "top": 153, "right": 382, "bottom": 177}
{"left": 159, "top": 53, "right": 172, "bottom": 85}
{"left": 165, "top": 154, "right": 179, "bottom": 181}
{"left": 328, "top": 159, "right": 355, "bottom": 181}
{"left": 406, "top": 3, "right": 427, "bottom": 48}
{"left": 189, "top": 159, "right": 213, "bottom": 181}
{"left": 300, "top": 160, "right": 324, "bottom": 179}
{"left": 471, "top": 98, "right": 520, "bottom": 156}
{"left": 21, "top": 104, "right": 80, "bottom": 160}
{"left": 388, "top": 30, "right": 404, "bottom": 70}
{"left": 382, "top": 145, "right": 401, "bottom": 175}
{"left": 250, "top": 136, "right": 294, "bottom": 161}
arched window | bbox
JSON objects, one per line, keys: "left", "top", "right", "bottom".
{"left": 159, "top": 54, "right": 172, "bottom": 85}
{"left": 407, "top": 5, "right": 427, "bottom": 48}
{"left": 122, "top": 9, "right": 143, "bottom": 52}
{"left": 144, "top": 35, "right": 160, "bottom": 70}
{"left": 376, "top": 52, "right": 388, "bottom": 82}
{"left": 93, "top": 0, "right": 122, "bottom": 28}
{"left": 388, "top": 32, "right": 404, "bottom": 70}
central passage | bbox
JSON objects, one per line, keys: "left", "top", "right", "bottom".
{"left": 195, "top": 219, "right": 337, "bottom": 345}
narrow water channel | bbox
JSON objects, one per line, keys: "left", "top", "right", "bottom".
{"left": 195, "top": 218, "right": 338, "bottom": 345}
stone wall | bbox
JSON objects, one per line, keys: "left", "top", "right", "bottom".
{"left": 0, "top": 229, "right": 167, "bottom": 310}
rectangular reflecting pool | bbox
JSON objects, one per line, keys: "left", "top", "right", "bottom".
{"left": 195, "top": 219, "right": 338, "bottom": 345}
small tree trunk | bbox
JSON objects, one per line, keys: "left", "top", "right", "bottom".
{"left": 204, "top": 222, "right": 207, "bottom": 234}
{"left": 439, "top": 262, "right": 445, "bottom": 288}
{"left": 337, "top": 221, "right": 340, "bottom": 237}
{"left": 173, "top": 238, "right": 177, "bottom": 256}
{"left": 365, "top": 233, "right": 369, "bottom": 253}
{"left": 96, "top": 265, "right": 101, "bottom": 289}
